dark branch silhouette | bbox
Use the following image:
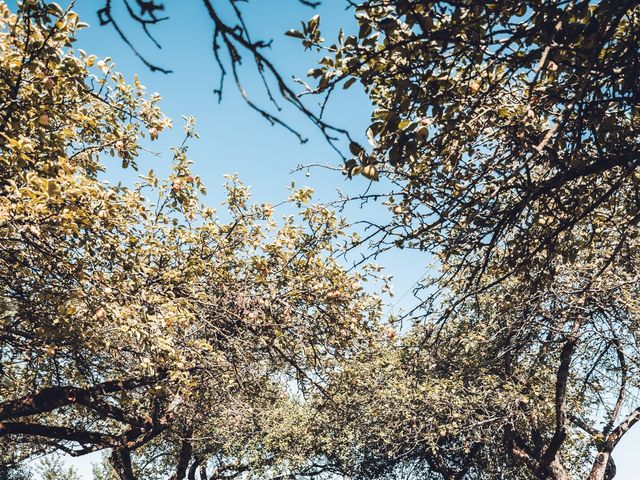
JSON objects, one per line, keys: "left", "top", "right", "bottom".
{"left": 97, "top": 0, "right": 353, "bottom": 156}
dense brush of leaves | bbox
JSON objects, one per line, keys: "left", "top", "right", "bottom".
{"left": 301, "top": 0, "right": 640, "bottom": 289}
{"left": 0, "top": 2, "right": 382, "bottom": 478}
{"left": 287, "top": 1, "right": 640, "bottom": 479}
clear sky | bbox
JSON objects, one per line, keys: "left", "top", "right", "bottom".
{"left": 8, "top": 0, "right": 640, "bottom": 477}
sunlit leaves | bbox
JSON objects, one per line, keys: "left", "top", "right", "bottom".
{"left": 0, "top": 2, "right": 381, "bottom": 473}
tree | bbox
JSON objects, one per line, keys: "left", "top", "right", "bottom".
{"left": 38, "top": 456, "right": 80, "bottom": 480}
{"left": 0, "top": 465, "right": 31, "bottom": 480}
{"left": 297, "top": 0, "right": 640, "bottom": 291}
{"left": 307, "top": 222, "right": 640, "bottom": 480}
{"left": 280, "top": 2, "right": 640, "bottom": 479}
{"left": 7, "top": 1, "right": 640, "bottom": 479}
{"left": 96, "top": 0, "right": 640, "bottom": 289}
{"left": 0, "top": 2, "right": 382, "bottom": 478}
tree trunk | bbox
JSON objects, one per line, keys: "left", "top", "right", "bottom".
{"left": 187, "top": 458, "right": 200, "bottom": 480}
{"left": 169, "top": 427, "right": 193, "bottom": 480}
{"left": 110, "top": 448, "right": 136, "bottom": 480}
{"left": 536, "top": 456, "right": 570, "bottom": 480}
{"left": 199, "top": 464, "right": 208, "bottom": 480}
{"left": 588, "top": 452, "right": 617, "bottom": 480}
{"left": 547, "top": 457, "right": 570, "bottom": 480}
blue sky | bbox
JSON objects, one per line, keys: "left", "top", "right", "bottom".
{"left": 8, "top": 0, "right": 640, "bottom": 477}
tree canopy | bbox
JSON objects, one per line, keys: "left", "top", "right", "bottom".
{"left": 310, "top": 227, "right": 640, "bottom": 479}
{"left": 0, "top": 2, "right": 382, "bottom": 478}
{"left": 292, "top": 2, "right": 640, "bottom": 478}
{"left": 300, "top": 0, "right": 640, "bottom": 290}
{"left": 3, "top": 1, "right": 640, "bottom": 480}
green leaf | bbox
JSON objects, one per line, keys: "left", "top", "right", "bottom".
{"left": 285, "top": 29, "right": 305, "bottom": 39}
{"left": 349, "top": 141, "right": 364, "bottom": 156}
{"left": 46, "top": 2, "right": 64, "bottom": 17}
{"left": 343, "top": 77, "right": 357, "bottom": 90}
{"left": 362, "top": 165, "right": 379, "bottom": 181}
{"left": 308, "top": 14, "right": 320, "bottom": 32}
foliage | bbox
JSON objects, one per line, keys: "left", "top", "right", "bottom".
{"left": 38, "top": 456, "right": 80, "bottom": 480}
{"left": 0, "top": 465, "right": 31, "bottom": 480}
{"left": 0, "top": 2, "right": 381, "bottom": 478}
{"left": 285, "top": 2, "right": 640, "bottom": 479}
{"left": 5, "top": 1, "right": 640, "bottom": 480}
{"left": 300, "top": 0, "right": 640, "bottom": 290}
{"left": 310, "top": 228, "right": 640, "bottom": 479}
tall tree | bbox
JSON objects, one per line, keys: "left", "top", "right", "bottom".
{"left": 9, "top": 1, "right": 640, "bottom": 479}
{"left": 309, "top": 224, "right": 640, "bottom": 480}
{"left": 284, "top": 2, "right": 640, "bottom": 479}
{"left": 0, "top": 2, "right": 381, "bottom": 478}
{"left": 297, "top": 0, "right": 640, "bottom": 290}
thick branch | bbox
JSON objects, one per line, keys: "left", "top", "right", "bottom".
{"left": 0, "top": 375, "right": 160, "bottom": 421}
{"left": 0, "top": 421, "right": 117, "bottom": 446}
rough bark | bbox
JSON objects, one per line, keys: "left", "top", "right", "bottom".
{"left": 170, "top": 428, "right": 193, "bottom": 480}
{"left": 110, "top": 448, "right": 136, "bottom": 480}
